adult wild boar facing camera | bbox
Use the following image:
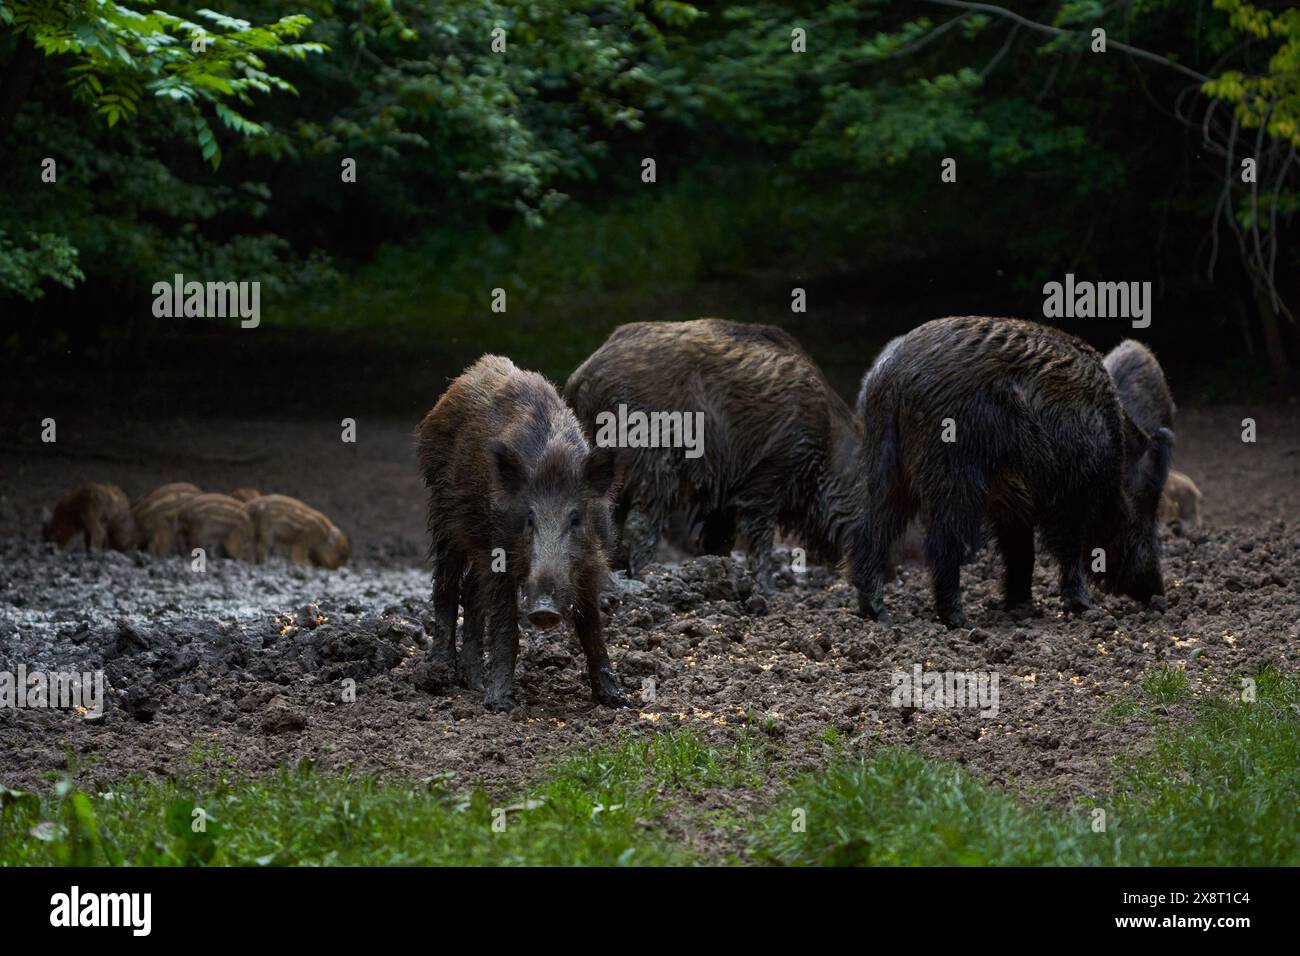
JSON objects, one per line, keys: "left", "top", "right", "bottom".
{"left": 851, "top": 316, "right": 1173, "bottom": 627}
{"left": 417, "top": 355, "right": 628, "bottom": 712}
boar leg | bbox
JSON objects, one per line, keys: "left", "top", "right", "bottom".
{"left": 428, "top": 548, "right": 465, "bottom": 670}
{"left": 925, "top": 509, "right": 974, "bottom": 628}
{"left": 737, "top": 508, "right": 778, "bottom": 592}
{"left": 1043, "top": 519, "right": 1092, "bottom": 615}
{"left": 734, "top": 464, "right": 783, "bottom": 590}
{"left": 853, "top": 499, "right": 910, "bottom": 623}
{"left": 252, "top": 521, "right": 271, "bottom": 563}
{"left": 623, "top": 504, "right": 663, "bottom": 578}
{"left": 994, "top": 521, "right": 1035, "bottom": 609}
{"left": 109, "top": 514, "right": 133, "bottom": 551}
{"left": 574, "top": 581, "right": 628, "bottom": 708}
{"left": 482, "top": 575, "right": 519, "bottom": 712}
{"left": 225, "top": 530, "right": 253, "bottom": 563}
{"left": 85, "top": 516, "right": 107, "bottom": 550}
{"left": 458, "top": 567, "right": 485, "bottom": 691}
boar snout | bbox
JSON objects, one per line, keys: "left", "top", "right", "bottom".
{"left": 523, "top": 571, "right": 568, "bottom": 629}
{"left": 526, "top": 596, "right": 564, "bottom": 630}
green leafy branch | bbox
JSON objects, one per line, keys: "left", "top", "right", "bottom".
{"left": 3, "top": 1, "right": 327, "bottom": 166}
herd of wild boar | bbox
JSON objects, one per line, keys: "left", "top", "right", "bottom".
{"left": 420, "top": 316, "right": 1203, "bottom": 711}
{"left": 38, "top": 315, "right": 1204, "bottom": 715}
{"left": 42, "top": 482, "right": 350, "bottom": 569}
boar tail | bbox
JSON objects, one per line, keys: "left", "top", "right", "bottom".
{"left": 872, "top": 404, "right": 901, "bottom": 493}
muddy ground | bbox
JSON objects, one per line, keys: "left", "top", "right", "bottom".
{"left": 1, "top": 403, "right": 1297, "bottom": 853}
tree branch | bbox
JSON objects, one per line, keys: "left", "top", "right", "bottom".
{"left": 917, "top": 0, "right": 1211, "bottom": 84}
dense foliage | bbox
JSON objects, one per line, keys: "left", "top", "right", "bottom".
{"left": 1, "top": 1, "right": 1296, "bottom": 387}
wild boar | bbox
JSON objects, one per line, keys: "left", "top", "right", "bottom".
{"left": 42, "top": 482, "right": 133, "bottom": 551}
{"left": 1159, "top": 469, "right": 1202, "bottom": 526}
{"left": 1103, "top": 339, "right": 1174, "bottom": 435}
{"left": 851, "top": 316, "right": 1172, "bottom": 627}
{"left": 130, "top": 482, "right": 202, "bottom": 554}
{"left": 417, "top": 354, "right": 626, "bottom": 712}
{"left": 177, "top": 493, "right": 255, "bottom": 561}
{"left": 564, "top": 318, "right": 861, "bottom": 590}
{"left": 245, "top": 494, "right": 350, "bottom": 568}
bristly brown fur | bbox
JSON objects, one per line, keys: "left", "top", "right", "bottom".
{"left": 43, "top": 482, "right": 133, "bottom": 551}
{"left": 246, "top": 494, "right": 349, "bottom": 568}
{"left": 564, "top": 318, "right": 862, "bottom": 588}
{"left": 130, "top": 483, "right": 201, "bottom": 554}
{"left": 850, "top": 316, "right": 1172, "bottom": 627}
{"left": 178, "top": 493, "right": 255, "bottom": 562}
{"left": 416, "top": 354, "right": 624, "bottom": 712}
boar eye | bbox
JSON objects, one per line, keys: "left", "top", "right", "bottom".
{"left": 569, "top": 510, "right": 582, "bottom": 529}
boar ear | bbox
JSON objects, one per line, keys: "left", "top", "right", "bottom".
{"left": 487, "top": 440, "right": 528, "bottom": 498}
{"left": 583, "top": 446, "right": 622, "bottom": 499}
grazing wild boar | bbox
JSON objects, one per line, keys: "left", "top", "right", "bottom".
{"left": 230, "top": 487, "right": 261, "bottom": 503}
{"left": 1159, "top": 470, "right": 1203, "bottom": 526}
{"left": 564, "top": 318, "right": 861, "bottom": 590}
{"left": 130, "top": 482, "right": 201, "bottom": 554}
{"left": 246, "top": 494, "right": 350, "bottom": 568}
{"left": 177, "top": 493, "right": 255, "bottom": 561}
{"left": 418, "top": 354, "right": 626, "bottom": 712}
{"left": 43, "top": 482, "right": 134, "bottom": 550}
{"left": 851, "top": 316, "right": 1173, "bottom": 627}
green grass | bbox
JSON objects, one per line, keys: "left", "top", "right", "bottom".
{"left": 751, "top": 747, "right": 1099, "bottom": 865}
{"left": 1106, "top": 666, "right": 1299, "bottom": 866}
{"left": 751, "top": 666, "right": 1299, "bottom": 866}
{"left": 2, "top": 668, "right": 1295, "bottom": 866}
{"left": 0, "top": 732, "right": 766, "bottom": 867}
{"left": 1142, "top": 665, "right": 1191, "bottom": 704}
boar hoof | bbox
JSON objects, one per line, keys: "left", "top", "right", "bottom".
{"left": 857, "top": 594, "right": 890, "bottom": 623}
{"left": 595, "top": 688, "right": 632, "bottom": 709}
{"left": 1005, "top": 600, "right": 1037, "bottom": 621}
{"left": 592, "top": 672, "right": 631, "bottom": 708}
{"left": 938, "top": 608, "right": 968, "bottom": 629}
{"left": 1061, "top": 593, "right": 1093, "bottom": 616}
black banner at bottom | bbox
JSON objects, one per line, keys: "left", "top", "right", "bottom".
{"left": 0, "top": 866, "right": 1286, "bottom": 941}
